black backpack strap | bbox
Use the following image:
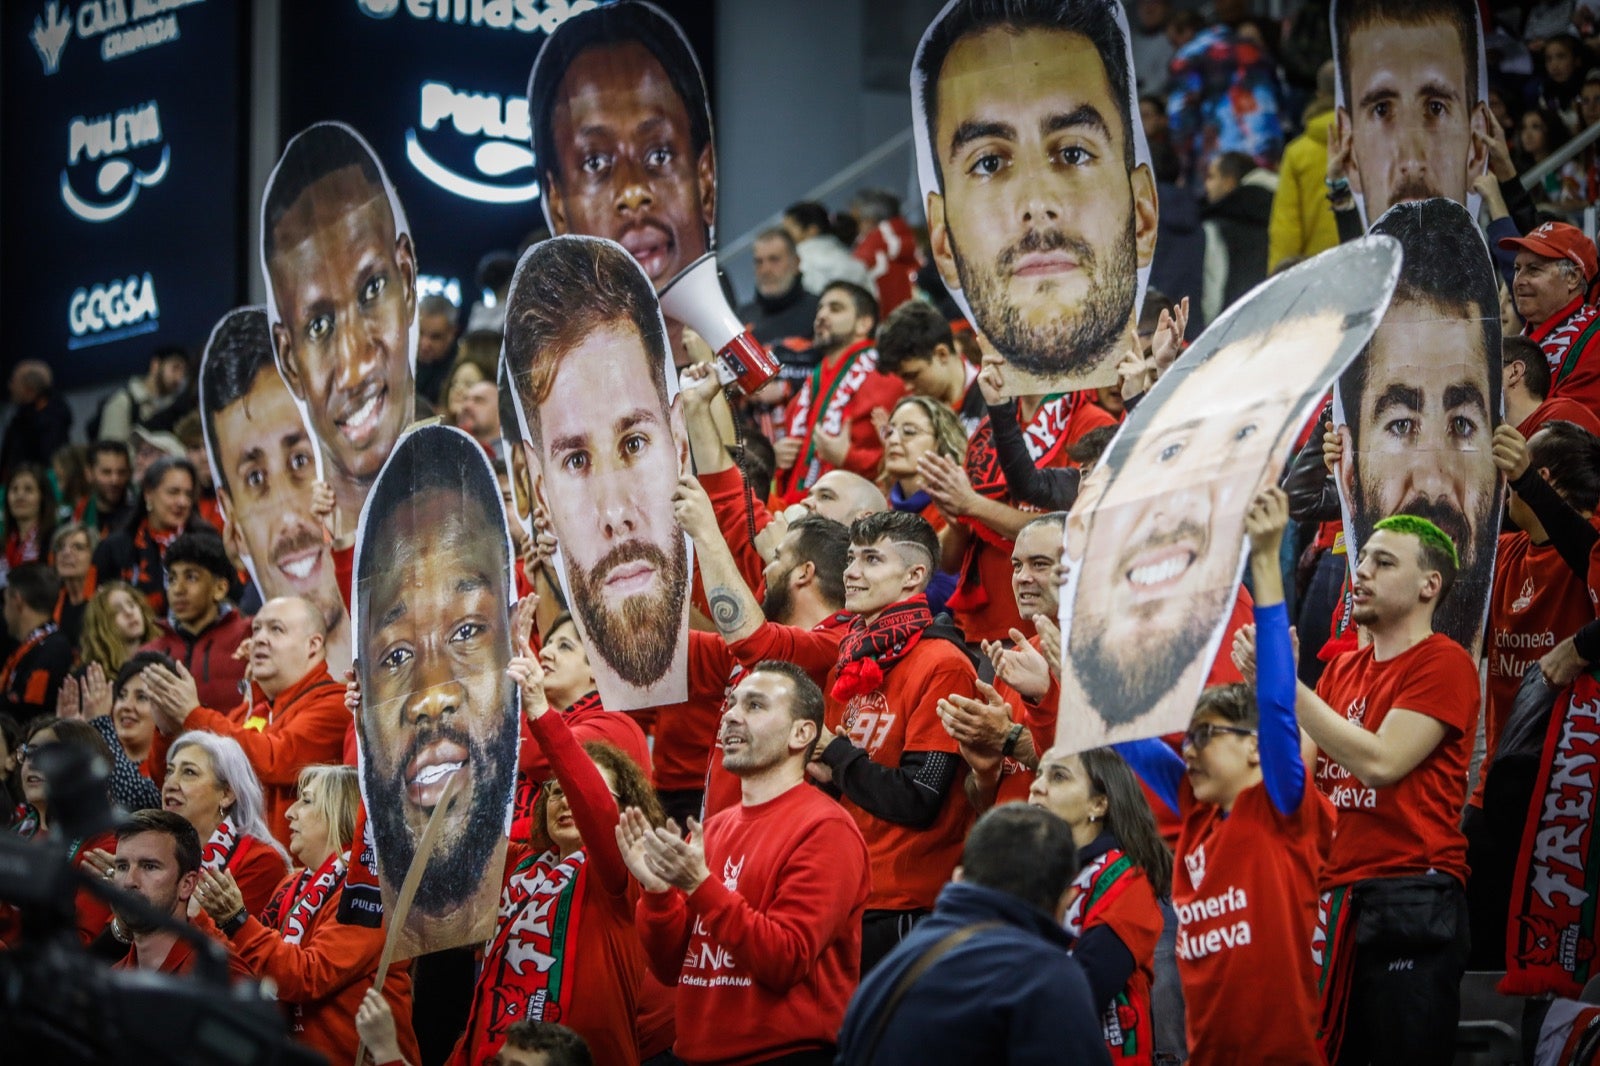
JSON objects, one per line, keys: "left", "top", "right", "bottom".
{"left": 857, "top": 921, "right": 1001, "bottom": 1064}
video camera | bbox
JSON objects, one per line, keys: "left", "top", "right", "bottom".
{"left": 0, "top": 742, "right": 324, "bottom": 1065}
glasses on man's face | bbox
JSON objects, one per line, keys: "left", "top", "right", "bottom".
{"left": 1181, "top": 723, "right": 1257, "bottom": 752}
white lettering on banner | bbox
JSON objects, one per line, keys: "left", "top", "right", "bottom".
{"left": 1175, "top": 885, "right": 1253, "bottom": 960}
{"left": 358, "top": 0, "right": 600, "bottom": 35}
{"left": 67, "top": 273, "right": 160, "bottom": 349}
{"left": 33, "top": 0, "right": 200, "bottom": 74}
{"left": 1532, "top": 697, "right": 1600, "bottom": 908}
{"left": 62, "top": 100, "right": 168, "bottom": 223}
{"left": 406, "top": 81, "right": 540, "bottom": 204}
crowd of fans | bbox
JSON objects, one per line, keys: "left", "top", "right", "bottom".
{"left": 9, "top": 2, "right": 1600, "bottom": 1064}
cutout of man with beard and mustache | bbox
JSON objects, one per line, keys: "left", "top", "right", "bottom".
{"left": 1056, "top": 238, "right": 1400, "bottom": 754}
{"left": 1332, "top": 0, "right": 1490, "bottom": 226}
{"left": 199, "top": 307, "right": 353, "bottom": 678}
{"left": 354, "top": 424, "right": 519, "bottom": 959}
{"left": 1333, "top": 198, "right": 1503, "bottom": 656}
{"left": 504, "top": 235, "right": 692, "bottom": 710}
{"left": 912, "top": 0, "right": 1158, "bottom": 398}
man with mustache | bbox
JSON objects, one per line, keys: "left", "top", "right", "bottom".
{"left": 354, "top": 425, "right": 519, "bottom": 959}
{"left": 262, "top": 123, "right": 417, "bottom": 539}
{"left": 200, "top": 307, "right": 352, "bottom": 677}
{"left": 1334, "top": 199, "right": 1501, "bottom": 654}
{"left": 506, "top": 236, "right": 692, "bottom": 711}
{"left": 530, "top": 0, "right": 714, "bottom": 367}
{"left": 913, "top": 0, "right": 1158, "bottom": 395}
{"left": 1332, "top": 0, "right": 1489, "bottom": 223}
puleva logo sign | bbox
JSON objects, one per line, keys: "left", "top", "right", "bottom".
{"left": 61, "top": 99, "right": 169, "bottom": 223}
{"left": 68, "top": 272, "right": 160, "bottom": 350}
{"left": 31, "top": 0, "right": 203, "bottom": 76}
{"left": 406, "top": 80, "right": 540, "bottom": 204}
{"left": 356, "top": 0, "right": 600, "bottom": 34}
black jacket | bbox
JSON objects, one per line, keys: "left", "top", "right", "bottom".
{"left": 739, "top": 276, "right": 820, "bottom": 347}
{"left": 835, "top": 881, "right": 1111, "bottom": 1065}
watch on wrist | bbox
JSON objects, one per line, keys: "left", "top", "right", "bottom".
{"left": 1001, "top": 722, "right": 1025, "bottom": 759}
{"left": 220, "top": 908, "right": 249, "bottom": 936}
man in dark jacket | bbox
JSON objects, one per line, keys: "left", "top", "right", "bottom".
{"left": 739, "top": 228, "right": 821, "bottom": 349}
{"left": 2, "top": 361, "right": 72, "bottom": 479}
{"left": 1201, "top": 150, "right": 1276, "bottom": 323}
{"left": 141, "top": 531, "right": 251, "bottom": 713}
{"left": 835, "top": 805, "right": 1112, "bottom": 1065}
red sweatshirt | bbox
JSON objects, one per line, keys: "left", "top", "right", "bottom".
{"left": 141, "top": 607, "right": 254, "bottom": 717}
{"left": 637, "top": 781, "right": 870, "bottom": 1066}
{"left": 221, "top": 877, "right": 420, "bottom": 1066}
{"left": 155, "top": 663, "right": 349, "bottom": 845}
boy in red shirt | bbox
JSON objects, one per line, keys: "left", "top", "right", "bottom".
{"left": 1296, "top": 514, "right": 1479, "bottom": 1063}
{"left": 621, "top": 661, "right": 870, "bottom": 1066}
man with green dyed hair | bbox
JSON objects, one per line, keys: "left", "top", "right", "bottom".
{"left": 1240, "top": 511, "right": 1478, "bottom": 1060}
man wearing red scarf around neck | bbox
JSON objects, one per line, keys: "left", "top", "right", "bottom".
{"left": 698, "top": 507, "right": 978, "bottom": 974}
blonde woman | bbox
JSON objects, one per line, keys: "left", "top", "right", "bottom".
{"left": 78, "top": 581, "right": 159, "bottom": 678}
{"left": 881, "top": 394, "right": 967, "bottom": 615}
{"left": 194, "top": 765, "right": 419, "bottom": 1065}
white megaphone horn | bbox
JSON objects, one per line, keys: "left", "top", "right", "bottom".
{"left": 658, "top": 252, "right": 780, "bottom": 396}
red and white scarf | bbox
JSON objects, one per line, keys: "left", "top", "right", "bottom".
{"left": 267, "top": 850, "right": 347, "bottom": 946}
{"left": 783, "top": 339, "right": 879, "bottom": 493}
{"left": 200, "top": 816, "right": 241, "bottom": 871}
{"left": 1501, "top": 673, "right": 1600, "bottom": 997}
{"left": 463, "top": 848, "right": 590, "bottom": 1057}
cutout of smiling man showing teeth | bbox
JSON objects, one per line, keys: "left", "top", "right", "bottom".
{"left": 912, "top": 0, "right": 1158, "bottom": 400}
{"left": 262, "top": 122, "right": 418, "bottom": 541}
{"left": 1332, "top": 198, "right": 1502, "bottom": 656}
{"left": 1055, "top": 239, "right": 1399, "bottom": 754}
{"left": 200, "top": 307, "right": 352, "bottom": 678}
{"left": 505, "top": 235, "right": 692, "bottom": 712}
{"left": 529, "top": 0, "right": 714, "bottom": 366}
{"left": 355, "top": 424, "right": 518, "bottom": 960}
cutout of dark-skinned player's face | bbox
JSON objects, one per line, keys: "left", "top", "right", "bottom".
{"left": 922, "top": 18, "right": 1157, "bottom": 395}
{"left": 268, "top": 163, "right": 417, "bottom": 487}
{"left": 356, "top": 448, "right": 517, "bottom": 956}
{"left": 543, "top": 40, "right": 715, "bottom": 289}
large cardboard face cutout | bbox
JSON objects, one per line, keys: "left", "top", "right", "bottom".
{"left": 504, "top": 235, "right": 692, "bottom": 711}
{"left": 199, "top": 307, "right": 353, "bottom": 678}
{"left": 1331, "top": 0, "right": 1490, "bottom": 226}
{"left": 353, "top": 424, "right": 517, "bottom": 959}
{"left": 912, "top": 0, "right": 1157, "bottom": 398}
{"left": 1333, "top": 198, "right": 1503, "bottom": 656}
{"left": 260, "top": 121, "right": 419, "bottom": 540}
{"left": 529, "top": 1, "right": 716, "bottom": 295}
{"left": 1055, "top": 237, "right": 1402, "bottom": 754}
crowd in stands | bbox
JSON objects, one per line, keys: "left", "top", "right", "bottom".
{"left": 11, "top": 2, "right": 1600, "bottom": 1064}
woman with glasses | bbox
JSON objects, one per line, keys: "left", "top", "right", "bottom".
{"left": 1028, "top": 745, "right": 1170, "bottom": 1063}
{"left": 1112, "top": 488, "right": 1333, "bottom": 1064}
{"left": 449, "top": 638, "right": 667, "bottom": 1066}
{"left": 879, "top": 395, "right": 967, "bottom": 616}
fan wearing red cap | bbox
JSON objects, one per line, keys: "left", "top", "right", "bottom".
{"left": 1501, "top": 222, "right": 1600, "bottom": 413}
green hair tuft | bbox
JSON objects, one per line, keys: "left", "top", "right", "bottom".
{"left": 1372, "top": 514, "right": 1460, "bottom": 569}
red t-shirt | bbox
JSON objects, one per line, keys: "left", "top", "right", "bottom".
{"left": 1313, "top": 633, "right": 1479, "bottom": 887}
{"left": 1175, "top": 776, "right": 1334, "bottom": 1065}
{"left": 651, "top": 632, "right": 737, "bottom": 792}
{"left": 1480, "top": 531, "right": 1596, "bottom": 805}
{"left": 637, "top": 782, "right": 870, "bottom": 1066}
{"left": 824, "top": 637, "right": 977, "bottom": 911}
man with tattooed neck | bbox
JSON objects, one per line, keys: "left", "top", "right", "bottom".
{"left": 686, "top": 504, "right": 978, "bottom": 973}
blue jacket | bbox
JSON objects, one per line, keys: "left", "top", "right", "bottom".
{"left": 835, "top": 881, "right": 1112, "bottom": 1065}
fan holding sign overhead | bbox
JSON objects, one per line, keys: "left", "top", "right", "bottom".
{"left": 1055, "top": 237, "right": 1402, "bottom": 755}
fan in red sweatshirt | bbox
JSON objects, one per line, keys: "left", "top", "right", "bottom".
{"left": 627, "top": 663, "right": 870, "bottom": 1066}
